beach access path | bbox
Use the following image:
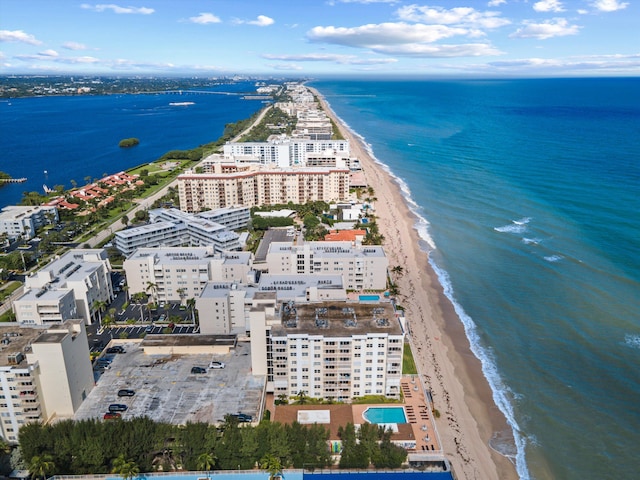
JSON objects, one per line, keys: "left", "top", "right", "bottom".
{"left": 310, "top": 87, "right": 518, "bottom": 480}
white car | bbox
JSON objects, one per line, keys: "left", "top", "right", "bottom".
{"left": 209, "top": 361, "right": 225, "bottom": 369}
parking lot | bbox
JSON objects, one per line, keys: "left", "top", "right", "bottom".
{"left": 75, "top": 340, "right": 265, "bottom": 425}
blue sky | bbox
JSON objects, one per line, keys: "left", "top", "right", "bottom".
{"left": 1, "top": 0, "right": 638, "bottom": 77}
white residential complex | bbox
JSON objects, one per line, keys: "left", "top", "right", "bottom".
{"left": 0, "top": 321, "right": 94, "bottom": 443}
{"left": 113, "top": 207, "right": 249, "bottom": 256}
{"left": 13, "top": 249, "right": 114, "bottom": 325}
{"left": 266, "top": 241, "right": 388, "bottom": 291}
{"left": 222, "top": 138, "right": 349, "bottom": 167}
{"left": 178, "top": 163, "right": 350, "bottom": 212}
{"left": 122, "top": 247, "right": 254, "bottom": 303}
{"left": 0, "top": 205, "right": 58, "bottom": 241}
{"left": 250, "top": 300, "right": 404, "bottom": 401}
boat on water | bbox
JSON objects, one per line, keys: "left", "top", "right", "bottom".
{"left": 169, "top": 101, "right": 195, "bottom": 106}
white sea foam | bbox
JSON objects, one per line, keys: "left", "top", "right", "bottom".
{"left": 495, "top": 223, "right": 527, "bottom": 234}
{"left": 624, "top": 334, "right": 640, "bottom": 350}
{"left": 495, "top": 217, "right": 531, "bottom": 235}
{"left": 544, "top": 255, "right": 563, "bottom": 262}
{"left": 522, "top": 237, "right": 542, "bottom": 245}
{"left": 429, "top": 260, "right": 532, "bottom": 480}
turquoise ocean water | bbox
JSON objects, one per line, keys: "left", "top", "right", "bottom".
{"left": 311, "top": 78, "right": 640, "bottom": 480}
{"left": 2, "top": 78, "right": 639, "bottom": 479}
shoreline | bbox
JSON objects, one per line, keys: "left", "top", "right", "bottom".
{"left": 310, "top": 87, "right": 519, "bottom": 480}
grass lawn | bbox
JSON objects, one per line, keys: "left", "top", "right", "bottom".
{"left": 403, "top": 342, "right": 418, "bottom": 375}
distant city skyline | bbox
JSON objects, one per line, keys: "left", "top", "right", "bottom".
{"left": 1, "top": 0, "right": 638, "bottom": 77}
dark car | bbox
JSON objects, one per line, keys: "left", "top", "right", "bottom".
{"left": 230, "top": 412, "right": 253, "bottom": 423}
{"left": 117, "top": 389, "right": 135, "bottom": 397}
{"left": 103, "top": 412, "right": 121, "bottom": 420}
{"left": 108, "top": 404, "right": 128, "bottom": 412}
{"left": 191, "top": 366, "right": 206, "bottom": 374}
{"left": 106, "top": 346, "right": 125, "bottom": 354}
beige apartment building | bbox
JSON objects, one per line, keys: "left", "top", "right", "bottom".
{"left": 0, "top": 321, "right": 93, "bottom": 443}
{"left": 177, "top": 164, "right": 349, "bottom": 213}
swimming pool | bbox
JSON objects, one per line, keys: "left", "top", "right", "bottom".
{"left": 359, "top": 294, "right": 380, "bottom": 302}
{"left": 362, "top": 406, "right": 407, "bottom": 424}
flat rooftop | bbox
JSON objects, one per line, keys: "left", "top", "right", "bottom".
{"left": 0, "top": 324, "right": 43, "bottom": 367}
{"left": 73, "top": 341, "right": 264, "bottom": 424}
{"left": 272, "top": 301, "right": 401, "bottom": 336}
{"left": 254, "top": 228, "right": 294, "bottom": 263}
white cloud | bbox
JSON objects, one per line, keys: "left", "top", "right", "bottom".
{"left": 372, "top": 42, "right": 503, "bottom": 57}
{"left": 189, "top": 13, "right": 222, "bottom": 24}
{"left": 510, "top": 18, "right": 580, "bottom": 39}
{"left": 247, "top": 15, "right": 275, "bottom": 27}
{"left": 533, "top": 0, "right": 565, "bottom": 12}
{"left": 396, "top": 5, "right": 511, "bottom": 29}
{"left": 488, "top": 0, "right": 506, "bottom": 6}
{"left": 80, "top": 4, "right": 154, "bottom": 14}
{"left": 38, "top": 49, "right": 59, "bottom": 57}
{"left": 267, "top": 63, "right": 304, "bottom": 71}
{"left": 308, "top": 22, "right": 470, "bottom": 47}
{"left": 262, "top": 53, "right": 397, "bottom": 64}
{"left": 62, "top": 41, "right": 88, "bottom": 51}
{"left": 577, "top": 9, "right": 589, "bottom": 14}
{"left": 592, "top": 0, "right": 628, "bottom": 11}
{"left": 0, "top": 30, "right": 43, "bottom": 45}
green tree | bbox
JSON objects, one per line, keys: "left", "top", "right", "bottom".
{"left": 260, "top": 454, "right": 283, "bottom": 480}
{"left": 111, "top": 454, "right": 139, "bottom": 480}
{"left": 29, "top": 454, "right": 55, "bottom": 480}
{"left": 196, "top": 452, "right": 216, "bottom": 471}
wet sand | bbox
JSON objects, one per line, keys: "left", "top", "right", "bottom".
{"left": 311, "top": 87, "right": 519, "bottom": 480}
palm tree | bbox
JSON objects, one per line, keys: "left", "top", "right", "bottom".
{"left": 146, "top": 281, "right": 158, "bottom": 303}
{"left": 111, "top": 454, "right": 139, "bottom": 480}
{"left": 176, "top": 288, "right": 187, "bottom": 306}
{"left": 294, "top": 390, "right": 309, "bottom": 405}
{"left": 29, "top": 454, "right": 55, "bottom": 480}
{"left": 186, "top": 297, "right": 197, "bottom": 324}
{"left": 391, "top": 265, "right": 404, "bottom": 276}
{"left": 196, "top": 452, "right": 216, "bottom": 471}
{"left": 260, "top": 454, "right": 283, "bottom": 480}
{"left": 93, "top": 300, "right": 107, "bottom": 327}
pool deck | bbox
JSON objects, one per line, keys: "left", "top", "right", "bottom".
{"left": 270, "top": 376, "right": 441, "bottom": 457}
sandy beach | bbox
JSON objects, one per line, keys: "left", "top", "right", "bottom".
{"left": 311, "top": 87, "right": 519, "bottom": 480}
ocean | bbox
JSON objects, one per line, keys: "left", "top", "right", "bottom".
{"left": 0, "top": 80, "right": 262, "bottom": 207}
{"left": 311, "top": 77, "right": 640, "bottom": 480}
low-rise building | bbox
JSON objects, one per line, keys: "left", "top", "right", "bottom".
{"left": 0, "top": 205, "right": 58, "bottom": 241}
{"left": 114, "top": 207, "right": 248, "bottom": 256}
{"left": 14, "top": 249, "right": 113, "bottom": 325}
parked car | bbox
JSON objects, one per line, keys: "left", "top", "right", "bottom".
{"left": 229, "top": 412, "right": 253, "bottom": 423}
{"left": 106, "top": 346, "right": 125, "bottom": 354}
{"left": 158, "top": 314, "right": 166, "bottom": 322}
{"left": 108, "top": 404, "right": 128, "bottom": 412}
{"left": 191, "top": 366, "right": 207, "bottom": 374}
{"left": 145, "top": 324, "right": 154, "bottom": 333}
{"left": 209, "top": 361, "right": 225, "bottom": 369}
{"left": 117, "top": 389, "right": 135, "bottom": 397}
{"left": 103, "top": 412, "right": 121, "bottom": 420}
